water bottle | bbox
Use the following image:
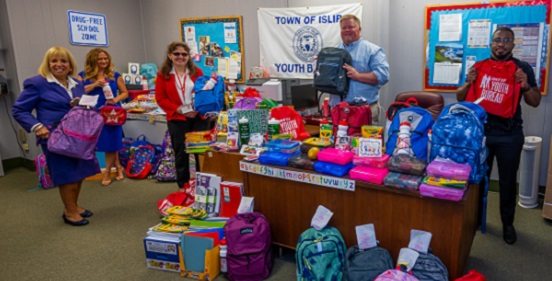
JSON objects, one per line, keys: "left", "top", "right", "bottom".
{"left": 238, "top": 117, "right": 250, "bottom": 146}
{"left": 337, "top": 120, "right": 349, "bottom": 137}
{"left": 267, "top": 118, "right": 280, "bottom": 140}
{"left": 102, "top": 79, "right": 114, "bottom": 100}
{"left": 220, "top": 239, "right": 227, "bottom": 274}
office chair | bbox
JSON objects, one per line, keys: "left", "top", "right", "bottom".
{"left": 395, "top": 91, "right": 445, "bottom": 120}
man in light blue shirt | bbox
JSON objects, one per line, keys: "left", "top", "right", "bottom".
{"left": 330, "top": 14, "right": 390, "bottom": 125}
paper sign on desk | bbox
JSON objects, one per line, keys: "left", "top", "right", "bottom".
{"left": 397, "top": 247, "right": 420, "bottom": 271}
{"left": 408, "top": 229, "right": 432, "bottom": 254}
{"left": 355, "top": 224, "right": 378, "bottom": 250}
{"left": 78, "top": 94, "right": 98, "bottom": 107}
{"left": 311, "top": 205, "right": 333, "bottom": 231}
{"left": 237, "top": 196, "right": 254, "bottom": 214}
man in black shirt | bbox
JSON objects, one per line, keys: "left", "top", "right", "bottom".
{"left": 456, "top": 26, "right": 541, "bottom": 245}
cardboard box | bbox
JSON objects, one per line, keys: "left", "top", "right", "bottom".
{"left": 179, "top": 244, "right": 220, "bottom": 280}
{"left": 144, "top": 236, "right": 181, "bottom": 273}
{"left": 543, "top": 134, "right": 552, "bottom": 219}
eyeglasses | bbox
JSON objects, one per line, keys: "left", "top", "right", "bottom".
{"left": 172, "top": 52, "right": 189, "bottom": 57}
{"left": 492, "top": 37, "right": 513, "bottom": 44}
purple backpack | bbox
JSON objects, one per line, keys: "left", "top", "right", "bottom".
{"left": 224, "top": 212, "right": 273, "bottom": 281}
{"left": 47, "top": 106, "right": 104, "bottom": 160}
{"left": 233, "top": 97, "right": 262, "bottom": 110}
{"left": 34, "top": 153, "right": 55, "bottom": 189}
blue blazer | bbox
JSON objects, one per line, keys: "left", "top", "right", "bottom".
{"left": 12, "top": 75, "right": 86, "bottom": 132}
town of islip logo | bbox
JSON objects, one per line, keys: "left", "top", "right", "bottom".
{"left": 293, "top": 26, "right": 323, "bottom": 62}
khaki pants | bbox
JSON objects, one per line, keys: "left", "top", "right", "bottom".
{"left": 370, "top": 101, "right": 381, "bottom": 126}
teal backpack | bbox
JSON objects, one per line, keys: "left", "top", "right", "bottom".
{"left": 296, "top": 226, "right": 347, "bottom": 281}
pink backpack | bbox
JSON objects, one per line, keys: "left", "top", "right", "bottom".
{"left": 47, "top": 106, "right": 104, "bottom": 160}
{"left": 34, "top": 153, "right": 55, "bottom": 189}
{"left": 375, "top": 268, "right": 419, "bottom": 281}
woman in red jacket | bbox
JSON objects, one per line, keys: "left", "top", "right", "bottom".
{"left": 156, "top": 42, "right": 209, "bottom": 190}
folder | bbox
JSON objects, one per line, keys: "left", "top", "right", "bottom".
{"left": 181, "top": 234, "right": 214, "bottom": 272}
{"left": 219, "top": 181, "right": 244, "bottom": 218}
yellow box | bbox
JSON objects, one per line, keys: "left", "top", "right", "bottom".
{"left": 179, "top": 244, "right": 220, "bottom": 280}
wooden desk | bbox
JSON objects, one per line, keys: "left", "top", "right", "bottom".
{"left": 241, "top": 167, "right": 478, "bottom": 280}
{"left": 201, "top": 150, "right": 245, "bottom": 182}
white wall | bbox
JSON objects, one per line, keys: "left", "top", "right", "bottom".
{"left": 0, "top": 0, "right": 146, "bottom": 161}
{"left": 2, "top": 0, "right": 551, "bottom": 185}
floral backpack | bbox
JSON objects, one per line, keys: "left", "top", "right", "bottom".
{"left": 155, "top": 131, "right": 177, "bottom": 182}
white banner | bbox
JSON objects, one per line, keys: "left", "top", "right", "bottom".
{"left": 258, "top": 3, "right": 362, "bottom": 79}
{"left": 239, "top": 161, "right": 355, "bottom": 191}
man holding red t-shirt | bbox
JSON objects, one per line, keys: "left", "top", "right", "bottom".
{"left": 456, "top": 26, "right": 541, "bottom": 245}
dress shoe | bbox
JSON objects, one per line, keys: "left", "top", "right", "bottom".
{"left": 503, "top": 225, "right": 517, "bottom": 244}
{"left": 80, "top": 209, "right": 93, "bottom": 218}
{"left": 62, "top": 214, "right": 89, "bottom": 226}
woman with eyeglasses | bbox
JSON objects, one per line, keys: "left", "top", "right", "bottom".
{"left": 78, "top": 48, "right": 128, "bottom": 186}
{"left": 155, "top": 41, "right": 209, "bottom": 191}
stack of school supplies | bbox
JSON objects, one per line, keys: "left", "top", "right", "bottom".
{"left": 185, "top": 130, "right": 216, "bottom": 153}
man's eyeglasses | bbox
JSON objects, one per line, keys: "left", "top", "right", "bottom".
{"left": 172, "top": 52, "right": 189, "bottom": 57}
{"left": 492, "top": 37, "right": 513, "bottom": 44}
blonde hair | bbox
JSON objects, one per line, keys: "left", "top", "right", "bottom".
{"left": 83, "top": 48, "right": 115, "bottom": 81}
{"left": 38, "top": 46, "right": 78, "bottom": 78}
{"left": 340, "top": 14, "right": 361, "bottom": 27}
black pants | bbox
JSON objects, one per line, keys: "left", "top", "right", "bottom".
{"left": 167, "top": 117, "right": 210, "bottom": 188}
{"left": 479, "top": 130, "right": 524, "bottom": 226}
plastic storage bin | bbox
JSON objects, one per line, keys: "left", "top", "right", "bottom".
{"left": 387, "top": 154, "right": 426, "bottom": 176}
{"left": 259, "top": 151, "right": 300, "bottom": 166}
{"left": 426, "top": 159, "right": 471, "bottom": 181}
{"left": 314, "top": 161, "right": 354, "bottom": 177}
{"left": 422, "top": 176, "right": 467, "bottom": 189}
{"left": 287, "top": 154, "right": 315, "bottom": 170}
{"left": 383, "top": 172, "right": 423, "bottom": 190}
{"left": 316, "top": 147, "right": 354, "bottom": 165}
{"left": 349, "top": 166, "right": 389, "bottom": 185}
{"left": 352, "top": 154, "right": 390, "bottom": 168}
{"left": 419, "top": 183, "right": 467, "bottom": 201}
{"left": 264, "top": 139, "right": 301, "bottom": 154}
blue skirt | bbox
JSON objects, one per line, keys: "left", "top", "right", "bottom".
{"left": 41, "top": 144, "right": 101, "bottom": 186}
{"left": 96, "top": 125, "right": 123, "bottom": 152}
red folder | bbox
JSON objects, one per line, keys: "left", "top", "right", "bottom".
{"left": 219, "top": 182, "right": 243, "bottom": 218}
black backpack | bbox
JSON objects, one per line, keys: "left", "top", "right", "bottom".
{"left": 314, "top": 47, "right": 352, "bottom": 99}
{"left": 344, "top": 245, "right": 394, "bottom": 281}
{"left": 410, "top": 249, "right": 449, "bottom": 281}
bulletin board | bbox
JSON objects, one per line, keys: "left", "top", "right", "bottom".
{"left": 424, "top": 0, "right": 551, "bottom": 94}
{"left": 180, "top": 16, "right": 245, "bottom": 83}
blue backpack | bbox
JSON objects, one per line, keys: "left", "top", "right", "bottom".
{"left": 429, "top": 102, "right": 488, "bottom": 183}
{"left": 386, "top": 107, "right": 434, "bottom": 161}
{"left": 296, "top": 226, "right": 347, "bottom": 281}
{"left": 193, "top": 75, "right": 225, "bottom": 116}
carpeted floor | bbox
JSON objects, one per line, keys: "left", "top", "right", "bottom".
{"left": 1, "top": 166, "right": 551, "bottom": 281}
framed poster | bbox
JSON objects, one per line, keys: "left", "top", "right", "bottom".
{"left": 424, "top": 0, "right": 551, "bottom": 94}
{"left": 180, "top": 16, "right": 245, "bottom": 83}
